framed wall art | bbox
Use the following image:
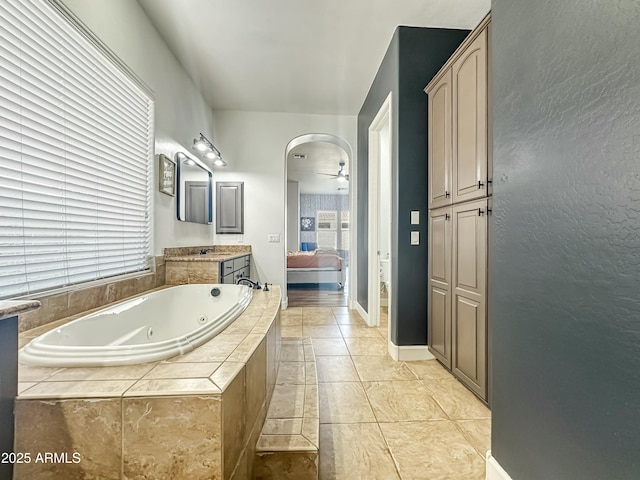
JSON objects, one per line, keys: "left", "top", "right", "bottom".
{"left": 300, "top": 217, "right": 315, "bottom": 232}
{"left": 159, "top": 154, "right": 176, "bottom": 196}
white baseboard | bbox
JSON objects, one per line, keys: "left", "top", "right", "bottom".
{"left": 486, "top": 451, "right": 514, "bottom": 480}
{"left": 387, "top": 341, "right": 436, "bottom": 361}
{"left": 354, "top": 302, "right": 369, "bottom": 325}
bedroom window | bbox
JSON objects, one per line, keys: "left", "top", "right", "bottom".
{"left": 0, "top": 0, "right": 154, "bottom": 299}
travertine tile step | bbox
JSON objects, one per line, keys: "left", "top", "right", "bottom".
{"left": 254, "top": 337, "right": 319, "bottom": 480}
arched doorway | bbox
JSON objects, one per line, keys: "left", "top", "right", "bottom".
{"left": 283, "top": 134, "right": 353, "bottom": 308}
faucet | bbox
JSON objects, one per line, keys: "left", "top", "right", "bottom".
{"left": 236, "top": 278, "right": 262, "bottom": 289}
{"left": 200, "top": 248, "right": 214, "bottom": 255}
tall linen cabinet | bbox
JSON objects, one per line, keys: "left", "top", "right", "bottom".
{"left": 425, "top": 14, "right": 491, "bottom": 401}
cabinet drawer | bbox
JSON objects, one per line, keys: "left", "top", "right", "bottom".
{"left": 221, "top": 261, "right": 234, "bottom": 275}
{"left": 233, "top": 256, "right": 246, "bottom": 272}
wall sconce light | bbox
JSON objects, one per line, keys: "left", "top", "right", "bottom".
{"left": 192, "top": 133, "right": 227, "bottom": 167}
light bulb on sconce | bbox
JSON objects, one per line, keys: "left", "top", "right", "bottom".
{"left": 193, "top": 138, "right": 208, "bottom": 152}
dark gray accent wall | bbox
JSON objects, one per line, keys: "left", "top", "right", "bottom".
{"left": 491, "top": 1, "right": 640, "bottom": 479}
{"left": 356, "top": 30, "right": 399, "bottom": 315}
{"left": 357, "top": 27, "right": 468, "bottom": 345}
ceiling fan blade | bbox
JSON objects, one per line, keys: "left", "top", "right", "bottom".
{"left": 316, "top": 173, "right": 338, "bottom": 177}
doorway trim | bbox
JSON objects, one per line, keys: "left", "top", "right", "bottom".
{"left": 367, "top": 93, "right": 392, "bottom": 328}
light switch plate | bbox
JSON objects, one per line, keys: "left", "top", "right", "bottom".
{"left": 410, "top": 231, "right": 420, "bottom": 245}
{"left": 410, "top": 211, "right": 420, "bottom": 225}
{"left": 268, "top": 233, "right": 281, "bottom": 243}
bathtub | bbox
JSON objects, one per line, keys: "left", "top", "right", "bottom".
{"left": 19, "top": 284, "right": 253, "bottom": 367}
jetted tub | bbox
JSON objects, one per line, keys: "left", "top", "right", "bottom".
{"left": 19, "top": 284, "right": 252, "bottom": 367}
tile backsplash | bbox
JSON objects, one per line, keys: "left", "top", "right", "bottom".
{"left": 17, "top": 256, "right": 166, "bottom": 332}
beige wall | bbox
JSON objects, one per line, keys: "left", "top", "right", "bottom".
{"left": 212, "top": 110, "right": 357, "bottom": 297}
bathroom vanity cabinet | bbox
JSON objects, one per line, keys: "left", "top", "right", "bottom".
{"left": 220, "top": 254, "right": 251, "bottom": 284}
{"left": 425, "top": 14, "right": 491, "bottom": 402}
{"left": 164, "top": 246, "right": 252, "bottom": 285}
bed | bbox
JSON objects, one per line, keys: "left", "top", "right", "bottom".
{"left": 286, "top": 249, "right": 346, "bottom": 289}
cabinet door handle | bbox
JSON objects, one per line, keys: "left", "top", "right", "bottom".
{"left": 478, "top": 208, "right": 484, "bottom": 216}
{"left": 445, "top": 191, "right": 450, "bottom": 198}
{"left": 478, "top": 180, "right": 485, "bottom": 189}
{"left": 445, "top": 213, "right": 450, "bottom": 220}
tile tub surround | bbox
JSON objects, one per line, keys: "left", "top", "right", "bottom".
{"left": 15, "top": 255, "right": 166, "bottom": 333}
{"left": 14, "top": 286, "right": 282, "bottom": 480}
{"left": 164, "top": 245, "right": 252, "bottom": 285}
{"left": 254, "top": 337, "right": 319, "bottom": 480}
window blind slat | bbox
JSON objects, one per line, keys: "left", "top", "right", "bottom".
{"left": 0, "top": 0, "right": 153, "bottom": 300}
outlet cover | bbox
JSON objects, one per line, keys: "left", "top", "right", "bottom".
{"left": 410, "top": 231, "right": 420, "bottom": 245}
{"left": 268, "top": 233, "right": 280, "bottom": 243}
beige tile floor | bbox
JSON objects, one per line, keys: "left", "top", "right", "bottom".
{"left": 280, "top": 305, "right": 490, "bottom": 480}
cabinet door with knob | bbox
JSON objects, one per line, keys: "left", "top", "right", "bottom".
{"left": 452, "top": 27, "right": 487, "bottom": 205}
{"left": 451, "top": 198, "right": 487, "bottom": 399}
{"left": 425, "top": 13, "right": 491, "bottom": 403}
{"left": 427, "top": 69, "right": 452, "bottom": 209}
{"left": 428, "top": 207, "right": 452, "bottom": 367}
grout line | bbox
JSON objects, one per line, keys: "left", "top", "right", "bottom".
{"left": 344, "top": 323, "right": 404, "bottom": 479}
{"left": 293, "top": 298, "right": 491, "bottom": 478}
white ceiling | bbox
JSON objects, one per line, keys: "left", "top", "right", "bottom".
{"left": 288, "top": 141, "right": 350, "bottom": 195}
{"left": 137, "top": 0, "right": 490, "bottom": 115}
{"left": 137, "top": 0, "right": 489, "bottom": 194}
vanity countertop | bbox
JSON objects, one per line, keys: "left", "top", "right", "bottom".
{"left": 164, "top": 245, "right": 251, "bottom": 263}
{"left": 0, "top": 300, "right": 41, "bottom": 321}
{"left": 165, "top": 253, "right": 247, "bottom": 262}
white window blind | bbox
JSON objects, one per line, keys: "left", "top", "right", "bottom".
{"left": 0, "top": 0, "right": 154, "bottom": 299}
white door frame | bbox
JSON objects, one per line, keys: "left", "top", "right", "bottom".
{"left": 367, "top": 93, "right": 392, "bottom": 327}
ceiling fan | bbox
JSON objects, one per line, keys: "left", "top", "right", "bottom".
{"left": 316, "top": 161, "right": 349, "bottom": 182}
